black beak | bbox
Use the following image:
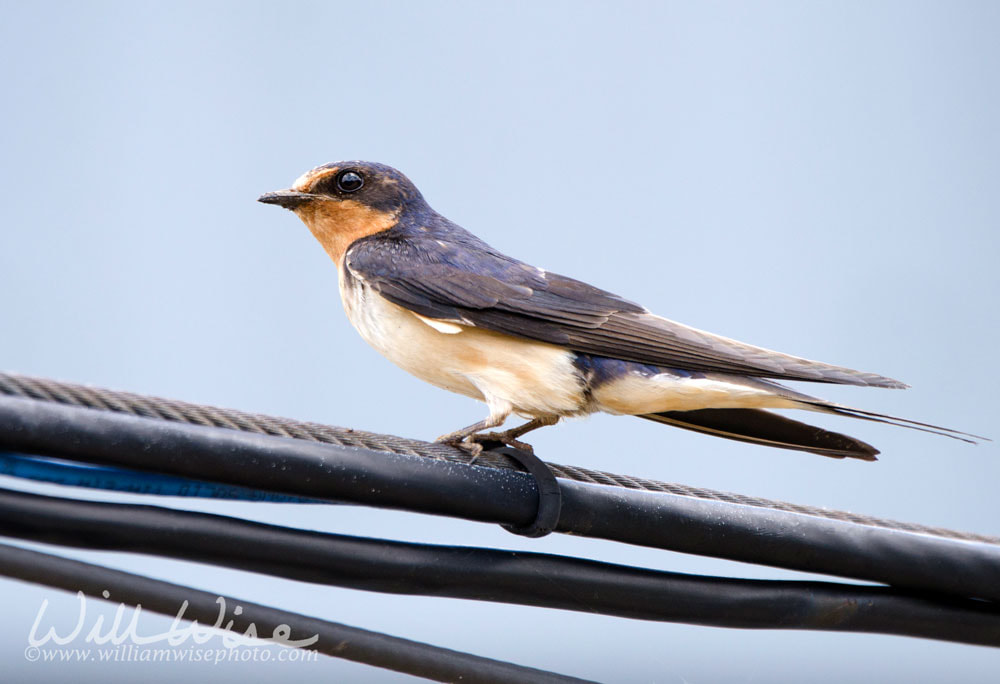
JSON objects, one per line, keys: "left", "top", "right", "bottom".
{"left": 257, "top": 190, "right": 316, "bottom": 210}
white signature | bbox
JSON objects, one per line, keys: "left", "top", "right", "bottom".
{"left": 28, "top": 590, "right": 319, "bottom": 649}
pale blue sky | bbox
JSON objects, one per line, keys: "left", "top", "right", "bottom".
{"left": 1, "top": 1, "right": 998, "bottom": 681}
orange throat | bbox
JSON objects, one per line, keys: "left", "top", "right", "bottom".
{"left": 294, "top": 199, "right": 398, "bottom": 265}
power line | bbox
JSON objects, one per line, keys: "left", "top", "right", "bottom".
{"left": 0, "top": 542, "right": 593, "bottom": 684}
{"left": 1, "top": 382, "right": 998, "bottom": 603}
{"left": 0, "top": 486, "right": 997, "bottom": 646}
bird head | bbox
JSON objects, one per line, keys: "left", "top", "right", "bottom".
{"left": 258, "top": 161, "right": 424, "bottom": 262}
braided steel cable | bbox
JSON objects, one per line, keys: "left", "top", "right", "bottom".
{"left": 1, "top": 371, "right": 995, "bottom": 545}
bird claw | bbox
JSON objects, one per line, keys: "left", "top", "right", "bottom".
{"left": 436, "top": 435, "right": 485, "bottom": 462}
{"left": 437, "top": 430, "right": 536, "bottom": 465}
{"left": 455, "top": 438, "right": 484, "bottom": 463}
{"left": 466, "top": 431, "right": 536, "bottom": 455}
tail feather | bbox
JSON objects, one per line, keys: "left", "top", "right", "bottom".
{"left": 642, "top": 408, "right": 880, "bottom": 460}
{"left": 802, "top": 402, "right": 989, "bottom": 444}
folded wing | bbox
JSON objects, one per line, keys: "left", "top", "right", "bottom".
{"left": 345, "top": 237, "right": 906, "bottom": 388}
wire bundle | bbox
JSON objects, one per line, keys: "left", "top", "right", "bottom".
{"left": 1, "top": 372, "right": 998, "bottom": 681}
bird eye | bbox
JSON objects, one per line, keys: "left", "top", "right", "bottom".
{"left": 336, "top": 170, "right": 364, "bottom": 193}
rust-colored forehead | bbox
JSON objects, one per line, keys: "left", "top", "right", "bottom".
{"left": 292, "top": 165, "right": 340, "bottom": 192}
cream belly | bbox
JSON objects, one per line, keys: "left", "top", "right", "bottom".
{"left": 338, "top": 271, "right": 588, "bottom": 419}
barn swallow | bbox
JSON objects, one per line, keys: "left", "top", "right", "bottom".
{"left": 259, "top": 161, "right": 983, "bottom": 460}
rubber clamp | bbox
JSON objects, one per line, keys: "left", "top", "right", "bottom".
{"left": 488, "top": 446, "right": 562, "bottom": 538}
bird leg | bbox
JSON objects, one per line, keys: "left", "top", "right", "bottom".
{"left": 436, "top": 412, "right": 559, "bottom": 460}
{"left": 435, "top": 414, "right": 508, "bottom": 444}
{"left": 435, "top": 413, "right": 510, "bottom": 459}
{"left": 464, "top": 415, "right": 560, "bottom": 455}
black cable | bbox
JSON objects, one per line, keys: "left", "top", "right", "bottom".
{"left": 0, "top": 486, "right": 998, "bottom": 647}
{"left": 0, "top": 542, "right": 594, "bottom": 684}
{"left": 4, "top": 371, "right": 990, "bottom": 546}
{"left": 1, "top": 395, "right": 999, "bottom": 604}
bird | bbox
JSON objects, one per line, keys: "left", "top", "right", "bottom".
{"left": 259, "top": 161, "right": 983, "bottom": 460}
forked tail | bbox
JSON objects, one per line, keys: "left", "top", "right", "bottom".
{"left": 642, "top": 409, "right": 880, "bottom": 460}
{"left": 642, "top": 400, "right": 988, "bottom": 461}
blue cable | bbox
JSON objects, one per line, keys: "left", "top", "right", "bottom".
{"left": 0, "top": 451, "right": 324, "bottom": 503}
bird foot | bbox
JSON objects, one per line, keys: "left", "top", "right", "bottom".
{"left": 437, "top": 430, "right": 536, "bottom": 464}
{"left": 465, "top": 431, "right": 536, "bottom": 455}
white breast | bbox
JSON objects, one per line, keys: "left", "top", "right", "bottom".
{"left": 338, "top": 270, "right": 588, "bottom": 419}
